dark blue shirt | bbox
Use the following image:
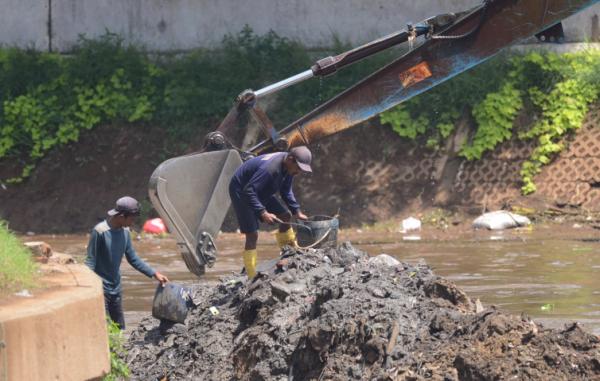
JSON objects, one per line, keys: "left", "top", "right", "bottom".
{"left": 230, "top": 152, "right": 300, "bottom": 216}
{"left": 85, "top": 220, "right": 155, "bottom": 295}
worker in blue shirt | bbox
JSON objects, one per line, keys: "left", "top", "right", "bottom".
{"left": 229, "top": 146, "right": 313, "bottom": 278}
{"left": 85, "top": 196, "right": 169, "bottom": 329}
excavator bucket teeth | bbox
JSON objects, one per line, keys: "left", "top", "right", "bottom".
{"left": 148, "top": 149, "right": 243, "bottom": 277}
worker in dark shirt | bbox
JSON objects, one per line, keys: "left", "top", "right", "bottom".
{"left": 229, "top": 146, "right": 312, "bottom": 278}
{"left": 85, "top": 196, "right": 169, "bottom": 329}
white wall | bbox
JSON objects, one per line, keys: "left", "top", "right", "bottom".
{"left": 0, "top": 0, "right": 48, "bottom": 50}
{"left": 1, "top": 0, "right": 599, "bottom": 52}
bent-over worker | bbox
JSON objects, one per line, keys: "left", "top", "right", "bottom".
{"left": 85, "top": 196, "right": 169, "bottom": 329}
{"left": 229, "top": 146, "right": 313, "bottom": 278}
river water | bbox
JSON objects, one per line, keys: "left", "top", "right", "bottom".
{"left": 30, "top": 224, "right": 600, "bottom": 335}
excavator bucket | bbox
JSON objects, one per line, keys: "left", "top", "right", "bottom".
{"left": 148, "top": 149, "right": 243, "bottom": 276}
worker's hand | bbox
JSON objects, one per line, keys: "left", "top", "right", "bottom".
{"left": 154, "top": 271, "right": 169, "bottom": 287}
{"left": 261, "top": 211, "right": 277, "bottom": 225}
{"left": 295, "top": 211, "right": 308, "bottom": 221}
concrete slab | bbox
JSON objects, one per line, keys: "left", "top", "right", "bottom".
{"left": 0, "top": 263, "right": 110, "bottom": 381}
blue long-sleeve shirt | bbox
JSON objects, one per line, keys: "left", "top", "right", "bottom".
{"left": 230, "top": 152, "right": 301, "bottom": 216}
{"left": 85, "top": 220, "right": 155, "bottom": 295}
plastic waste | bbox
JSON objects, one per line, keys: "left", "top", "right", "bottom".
{"left": 143, "top": 218, "right": 168, "bottom": 234}
{"left": 152, "top": 283, "right": 192, "bottom": 323}
{"left": 472, "top": 211, "right": 531, "bottom": 230}
{"left": 540, "top": 303, "right": 554, "bottom": 311}
{"left": 368, "top": 254, "right": 400, "bottom": 267}
{"left": 14, "top": 289, "right": 33, "bottom": 297}
{"left": 401, "top": 217, "right": 421, "bottom": 232}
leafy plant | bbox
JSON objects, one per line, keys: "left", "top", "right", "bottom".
{"left": 0, "top": 28, "right": 397, "bottom": 182}
{"left": 380, "top": 49, "right": 600, "bottom": 194}
{"left": 0, "top": 221, "right": 37, "bottom": 293}
{"left": 104, "top": 319, "right": 130, "bottom": 381}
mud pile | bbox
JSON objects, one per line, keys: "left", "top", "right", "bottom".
{"left": 126, "top": 243, "right": 600, "bottom": 380}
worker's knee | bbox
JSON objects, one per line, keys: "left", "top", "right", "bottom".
{"left": 244, "top": 232, "right": 258, "bottom": 250}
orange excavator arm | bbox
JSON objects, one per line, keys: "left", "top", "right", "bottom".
{"left": 150, "top": 0, "right": 599, "bottom": 276}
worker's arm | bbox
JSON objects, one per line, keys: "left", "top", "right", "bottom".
{"left": 124, "top": 231, "right": 156, "bottom": 278}
{"left": 242, "top": 168, "right": 273, "bottom": 217}
{"left": 124, "top": 231, "right": 169, "bottom": 285}
{"left": 280, "top": 176, "right": 300, "bottom": 215}
{"left": 84, "top": 230, "right": 99, "bottom": 271}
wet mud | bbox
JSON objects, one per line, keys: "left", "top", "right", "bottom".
{"left": 126, "top": 242, "right": 600, "bottom": 380}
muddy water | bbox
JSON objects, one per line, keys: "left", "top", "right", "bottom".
{"left": 30, "top": 225, "right": 600, "bottom": 334}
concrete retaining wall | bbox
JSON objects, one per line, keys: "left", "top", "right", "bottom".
{"left": 0, "top": 264, "right": 110, "bottom": 381}
{"left": 0, "top": 0, "right": 599, "bottom": 52}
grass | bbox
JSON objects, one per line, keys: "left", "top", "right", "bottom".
{"left": 0, "top": 221, "right": 37, "bottom": 294}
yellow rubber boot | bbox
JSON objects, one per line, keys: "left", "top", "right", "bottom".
{"left": 243, "top": 249, "right": 257, "bottom": 278}
{"left": 276, "top": 228, "right": 298, "bottom": 248}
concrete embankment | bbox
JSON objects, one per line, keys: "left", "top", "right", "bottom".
{"left": 0, "top": 260, "right": 110, "bottom": 381}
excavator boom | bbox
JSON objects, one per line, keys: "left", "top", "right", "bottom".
{"left": 252, "top": 0, "right": 599, "bottom": 153}
{"left": 149, "top": 0, "right": 599, "bottom": 276}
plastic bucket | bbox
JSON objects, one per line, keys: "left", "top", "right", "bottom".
{"left": 296, "top": 215, "right": 339, "bottom": 248}
{"left": 152, "top": 283, "right": 192, "bottom": 324}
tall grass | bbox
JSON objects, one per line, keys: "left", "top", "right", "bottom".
{"left": 0, "top": 222, "right": 37, "bottom": 293}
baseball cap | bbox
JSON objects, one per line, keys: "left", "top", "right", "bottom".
{"left": 289, "top": 146, "right": 312, "bottom": 173}
{"left": 108, "top": 196, "right": 141, "bottom": 216}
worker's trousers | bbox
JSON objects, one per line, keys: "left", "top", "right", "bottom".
{"left": 104, "top": 292, "right": 126, "bottom": 330}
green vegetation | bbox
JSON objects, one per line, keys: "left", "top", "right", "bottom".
{"left": 0, "top": 28, "right": 598, "bottom": 194}
{"left": 0, "top": 221, "right": 37, "bottom": 293}
{"left": 104, "top": 319, "right": 130, "bottom": 381}
{"left": 0, "top": 28, "right": 393, "bottom": 183}
{"left": 381, "top": 49, "right": 600, "bottom": 194}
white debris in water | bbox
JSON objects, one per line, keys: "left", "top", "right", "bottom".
{"left": 15, "top": 289, "right": 33, "bottom": 297}
{"left": 400, "top": 217, "right": 421, "bottom": 233}
{"left": 473, "top": 211, "right": 531, "bottom": 230}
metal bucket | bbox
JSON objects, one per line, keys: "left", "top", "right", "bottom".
{"left": 296, "top": 215, "right": 339, "bottom": 248}
{"left": 152, "top": 283, "right": 192, "bottom": 324}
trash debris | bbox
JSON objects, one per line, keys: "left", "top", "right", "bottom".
{"left": 14, "top": 289, "right": 32, "bottom": 297}
{"left": 143, "top": 218, "right": 168, "bottom": 235}
{"left": 126, "top": 243, "right": 600, "bottom": 380}
{"left": 472, "top": 211, "right": 531, "bottom": 230}
{"left": 152, "top": 283, "right": 192, "bottom": 324}
{"left": 368, "top": 254, "right": 400, "bottom": 267}
{"left": 540, "top": 303, "right": 555, "bottom": 311}
{"left": 24, "top": 241, "right": 53, "bottom": 263}
{"left": 400, "top": 216, "right": 421, "bottom": 232}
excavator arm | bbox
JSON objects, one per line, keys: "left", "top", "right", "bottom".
{"left": 149, "top": 0, "right": 599, "bottom": 276}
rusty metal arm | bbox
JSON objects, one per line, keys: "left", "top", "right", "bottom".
{"left": 249, "top": 0, "right": 599, "bottom": 155}
{"left": 213, "top": 14, "right": 444, "bottom": 146}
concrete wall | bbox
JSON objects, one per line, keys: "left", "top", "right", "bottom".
{"left": 0, "top": 0, "right": 599, "bottom": 52}
{"left": 0, "top": 263, "right": 110, "bottom": 381}
{"left": 0, "top": 0, "right": 49, "bottom": 50}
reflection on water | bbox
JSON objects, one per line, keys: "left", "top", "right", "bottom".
{"left": 31, "top": 226, "right": 600, "bottom": 334}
